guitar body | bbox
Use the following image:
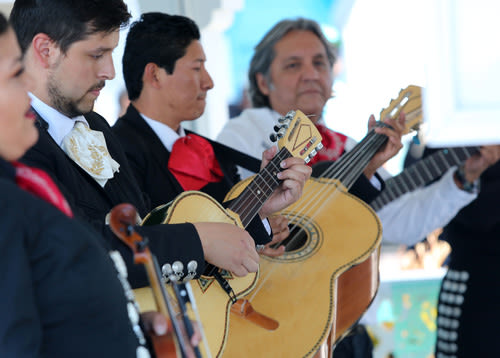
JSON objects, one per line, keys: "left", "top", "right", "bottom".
{"left": 135, "top": 191, "right": 259, "bottom": 357}
{"left": 222, "top": 177, "right": 381, "bottom": 357}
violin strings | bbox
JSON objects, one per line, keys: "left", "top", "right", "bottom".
{"left": 185, "top": 282, "right": 213, "bottom": 358}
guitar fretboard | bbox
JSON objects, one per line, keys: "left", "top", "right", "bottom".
{"left": 228, "top": 147, "right": 290, "bottom": 227}
{"left": 371, "top": 146, "right": 479, "bottom": 211}
{"left": 314, "top": 123, "right": 389, "bottom": 190}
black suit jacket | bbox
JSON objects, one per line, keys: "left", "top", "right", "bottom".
{"left": 21, "top": 110, "right": 205, "bottom": 288}
{"left": 0, "top": 159, "right": 143, "bottom": 357}
{"left": 112, "top": 104, "right": 271, "bottom": 245}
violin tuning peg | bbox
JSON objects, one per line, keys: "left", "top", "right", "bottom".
{"left": 162, "top": 263, "right": 173, "bottom": 282}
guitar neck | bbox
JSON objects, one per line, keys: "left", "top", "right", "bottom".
{"left": 227, "top": 147, "right": 291, "bottom": 227}
{"left": 371, "top": 146, "right": 479, "bottom": 211}
{"left": 319, "top": 125, "right": 389, "bottom": 189}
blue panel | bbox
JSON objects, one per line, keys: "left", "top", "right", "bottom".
{"left": 224, "top": 0, "right": 336, "bottom": 103}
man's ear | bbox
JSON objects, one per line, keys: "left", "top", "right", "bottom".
{"left": 143, "top": 63, "right": 162, "bottom": 89}
{"left": 256, "top": 72, "right": 271, "bottom": 96}
{"left": 31, "top": 33, "right": 60, "bottom": 68}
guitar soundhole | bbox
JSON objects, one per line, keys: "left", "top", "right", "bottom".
{"left": 267, "top": 215, "right": 320, "bottom": 262}
{"left": 272, "top": 224, "right": 308, "bottom": 252}
{"left": 282, "top": 225, "right": 308, "bottom": 252}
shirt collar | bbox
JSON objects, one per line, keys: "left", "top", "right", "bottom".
{"left": 140, "top": 113, "right": 186, "bottom": 152}
{"left": 29, "top": 93, "right": 88, "bottom": 147}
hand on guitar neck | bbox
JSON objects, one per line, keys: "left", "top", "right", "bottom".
{"left": 456, "top": 145, "right": 500, "bottom": 186}
{"left": 193, "top": 138, "right": 312, "bottom": 265}
{"left": 257, "top": 145, "right": 312, "bottom": 219}
{"left": 364, "top": 111, "right": 406, "bottom": 179}
{"left": 363, "top": 84, "right": 424, "bottom": 180}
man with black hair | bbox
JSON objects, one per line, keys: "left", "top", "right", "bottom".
{"left": 11, "top": 0, "right": 261, "bottom": 289}
{"left": 0, "top": 11, "right": 196, "bottom": 357}
{"left": 112, "top": 12, "right": 311, "bottom": 258}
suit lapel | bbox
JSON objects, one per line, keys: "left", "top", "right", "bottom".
{"left": 34, "top": 111, "right": 112, "bottom": 198}
{"left": 121, "top": 106, "right": 184, "bottom": 194}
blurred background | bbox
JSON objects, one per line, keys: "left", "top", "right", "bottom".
{"left": 1, "top": 1, "right": 498, "bottom": 357}
{"left": 1, "top": 0, "right": 434, "bottom": 176}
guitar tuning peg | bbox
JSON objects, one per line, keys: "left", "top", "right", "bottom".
{"left": 269, "top": 133, "right": 278, "bottom": 142}
{"left": 273, "top": 124, "right": 282, "bottom": 132}
{"left": 316, "top": 142, "right": 323, "bottom": 151}
{"left": 304, "top": 156, "right": 311, "bottom": 164}
{"left": 309, "top": 149, "right": 317, "bottom": 158}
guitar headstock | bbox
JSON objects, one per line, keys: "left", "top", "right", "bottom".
{"left": 270, "top": 109, "right": 323, "bottom": 163}
{"left": 380, "top": 85, "right": 423, "bottom": 134}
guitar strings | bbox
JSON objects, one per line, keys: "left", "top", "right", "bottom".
{"left": 184, "top": 282, "right": 213, "bottom": 358}
{"left": 278, "top": 128, "right": 386, "bottom": 248}
{"left": 229, "top": 148, "right": 288, "bottom": 225}
{"left": 246, "top": 129, "right": 388, "bottom": 301}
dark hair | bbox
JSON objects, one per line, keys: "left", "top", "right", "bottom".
{"left": 0, "top": 12, "right": 8, "bottom": 35}
{"left": 248, "top": 17, "right": 337, "bottom": 108}
{"left": 122, "top": 12, "right": 200, "bottom": 101}
{"left": 9, "top": 0, "right": 131, "bottom": 54}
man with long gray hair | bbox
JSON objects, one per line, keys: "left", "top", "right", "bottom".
{"left": 217, "top": 16, "right": 500, "bottom": 357}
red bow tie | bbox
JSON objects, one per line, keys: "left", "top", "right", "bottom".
{"left": 308, "top": 123, "right": 348, "bottom": 166}
{"left": 168, "top": 134, "right": 224, "bottom": 191}
{"left": 12, "top": 161, "right": 73, "bottom": 217}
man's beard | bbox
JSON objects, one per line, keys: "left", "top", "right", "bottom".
{"left": 47, "top": 76, "right": 104, "bottom": 118}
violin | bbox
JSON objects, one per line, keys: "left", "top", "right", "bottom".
{"left": 109, "top": 203, "right": 202, "bottom": 358}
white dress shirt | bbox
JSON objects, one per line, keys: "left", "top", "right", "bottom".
{"left": 217, "top": 107, "right": 477, "bottom": 245}
{"left": 30, "top": 93, "right": 88, "bottom": 147}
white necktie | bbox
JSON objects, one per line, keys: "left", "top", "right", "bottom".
{"left": 62, "top": 121, "right": 120, "bottom": 187}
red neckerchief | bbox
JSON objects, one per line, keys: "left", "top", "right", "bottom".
{"left": 12, "top": 161, "right": 74, "bottom": 218}
{"left": 167, "top": 134, "right": 224, "bottom": 191}
{"left": 308, "top": 123, "right": 348, "bottom": 166}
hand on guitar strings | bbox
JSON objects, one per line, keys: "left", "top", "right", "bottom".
{"left": 364, "top": 111, "right": 406, "bottom": 179}
{"left": 260, "top": 214, "right": 289, "bottom": 257}
{"left": 258, "top": 146, "right": 312, "bottom": 218}
{"left": 193, "top": 222, "right": 259, "bottom": 277}
{"left": 140, "top": 311, "right": 202, "bottom": 354}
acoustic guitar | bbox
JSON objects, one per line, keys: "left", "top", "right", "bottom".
{"left": 221, "top": 85, "right": 422, "bottom": 358}
{"left": 133, "top": 110, "right": 322, "bottom": 357}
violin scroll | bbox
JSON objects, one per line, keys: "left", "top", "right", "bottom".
{"left": 109, "top": 203, "right": 202, "bottom": 358}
